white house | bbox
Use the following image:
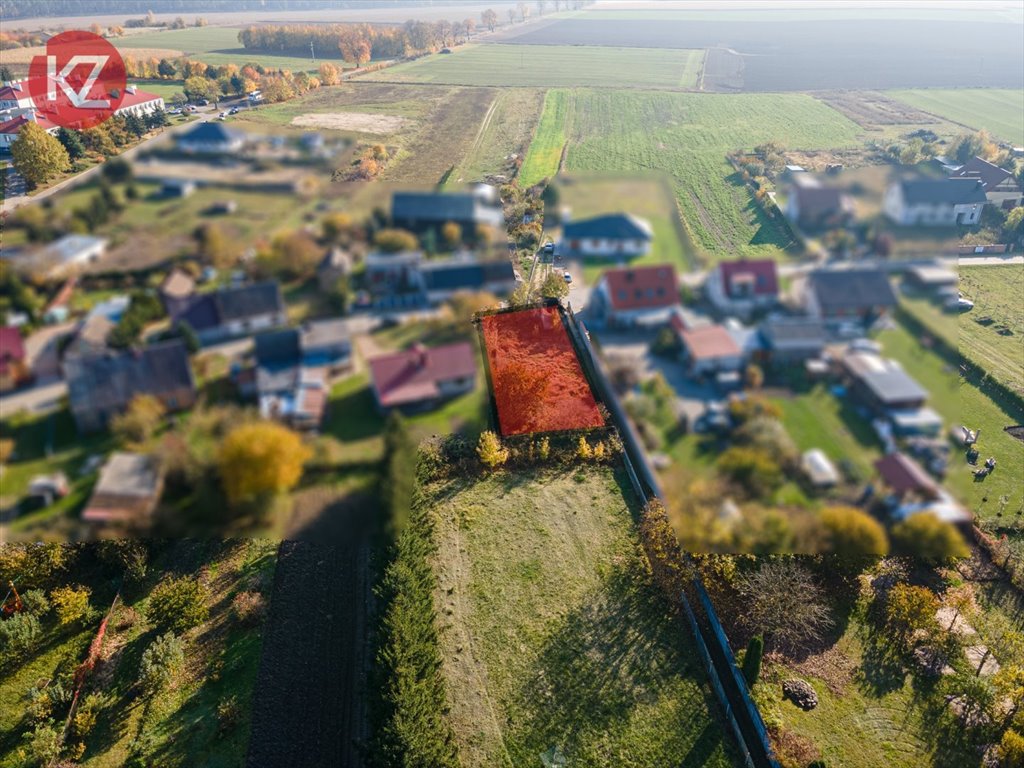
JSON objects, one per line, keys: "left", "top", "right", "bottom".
{"left": 559, "top": 213, "right": 653, "bottom": 259}
{"left": 951, "top": 156, "right": 1023, "bottom": 210}
{"left": 114, "top": 86, "right": 165, "bottom": 118}
{"left": 705, "top": 258, "right": 780, "bottom": 317}
{"left": 884, "top": 177, "right": 988, "bottom": 226}
{"left": 589, "top": 264, "right": 679, "bottom": 327}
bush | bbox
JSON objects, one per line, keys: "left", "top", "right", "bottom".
{"left": 0, "top": 612, "right": 42, "bottom": 664}
{"left": 716, "top": 446, "right": 783, "bottom": 498}
{"left": 476, "top": 430, "right": 509, "bottom": 469}
{"left": 891, "top": 514, "right": 969, "bottom": 562}
{"left": 50, "top": 585, "right": 92, "bottom": 626}
{"left": 1001, "top": 728, "right": 1024, "bottom": 767}
{"left": 21, "top": 589, "right": 50, "bottom": 617}
{"left": 373, "top": 228, "right": 418, "bottom": 253}
{"left": 819, "top": 506, "right": 889, "bottom": 558}
{"left": 139, "top": 632, "right": 185, "bottom": 695}
{"left": 231, "top": 591, "right": 266, "bottom": 627}
{"left": 111, "top": 394, "right": 166, "bottom": 444}
{"left": 742, "top": 635, "right": 764, "bottom": 686}
{"left": 23, "top": 721, "right": 62, "bottom": 766}
{"left": 217, "top": 695, "right": 241, "bottom": 732}
{"left": 147, "top": 577, "right": 210, "bottom": 633}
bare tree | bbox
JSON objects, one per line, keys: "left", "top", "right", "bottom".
{"left": 738, "top": 559, "right": 833, "bottom": 654}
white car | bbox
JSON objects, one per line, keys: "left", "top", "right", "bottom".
{"left": 563, "top": 271, "right": 572, "bottom": 284}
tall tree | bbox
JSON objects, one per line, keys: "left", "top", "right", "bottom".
{"left": 11, "top": 123, "right": 70, "bottom": 189}
{"left": 56, "top": 127, "right": 86, "bottom": 160}
{"left": 481, "top": 8, "right": 498, "bottom": 31}
{"left": 218, "top": 421, "right": 311, "bottom": 506}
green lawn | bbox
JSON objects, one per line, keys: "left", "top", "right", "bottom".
{"left": 525, "top": 89, "right": 862, "bottom": 263}
{"left": 887, "top": 89, "right": 1024, "bottom": 145}
{"left": 362, "top": 44, "right": 704, "bottom": 89}
{"left": 898, "top": 295, "right": 959, "bottom": 351}
{"left": 426, "top": 466, "right": 737, "bottom": 767}
{"left": 129, "top": 79, "right": 186, "bottom": 100}
{"left": 958, "top": 265, "right": 1024, "bottom": 398}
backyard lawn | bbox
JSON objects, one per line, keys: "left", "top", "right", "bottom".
{"left": 958, "top": 265, "right": 1024, "bottom": 398}
{"left": 425, "top": 466, "right": 738, "bottom": 767}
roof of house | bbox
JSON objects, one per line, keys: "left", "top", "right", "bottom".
{"left": 0, "top": 83, "right": 32, "bottom": 101}
{"left": 178, "top": 281, "right": 284, "bottom": 332}
{"left": 420, "top": 258, "right": 516, "bottom": 293}
{"left": 368, "top": 342, "right": 476, "bottom": 408}
{"left": 562, "top": 213, "right": 653, "bottom": 241}
{"left": 719, "top": 258, "right": 779, "bottom": 297}
{"left": 951, "top": 156, "right": 1017, "bottom": 190}
{"left": 177, "top": 121, "right": 241, "bottom": 145}
{"left": 844, "top": 352, "right": 928, "bottom": 405}
{"left": 874, "top": 452, "right": 937, "bottom": 497}
{"left": 255, "top": 328, "right": 301, "bottom": 365}
{"left": 677, "top": 324, "right": 742, "bottom": 360}
{"left": 600, "top": 264, "right": 678, "bottom": 311}
{"left": 0, "top": 113, "right": 59, "bottom": 134}
{"left": 41, "top": 234, "right": 107, "bottom": 263}
{"left": 808, "top": 269, "right": 897, "bottom": 312}
{"left": 160, "top": 268, "right": 196, "bottom": 300}
{"left": 92, "top": 452, "right": 162, "bottom": 498}
{"left": 898, "top": 177, "right": 988, "bottom": 205}
{"left": 66, "top": 340, "right": 194, "bottom": 415}
{"left": 391, "top": 191, "right": 501, "bottom": 224}
{"left": 118, "top": 88, "right": 162, "bottom": 109}
{"left": 0, "top": 326, "right": 25, "bottom": 377}
{"left": 301, "top": 318, "right": 351, "bottom": 350}
{"left": 793, "top": 185, "right": 849, "bottom": 220}
{"left": 760, "top": 317, "right": 826, "bottom": 347}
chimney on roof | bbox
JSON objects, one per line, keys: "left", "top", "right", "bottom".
{"left": 11, "top": 82, "right": 22, "bottom": 92}
{"left": 126, "top": 85, "right": 137, "bottom": 95}
{"left": 410, "top": 342, "right": 428, "bottom": 368}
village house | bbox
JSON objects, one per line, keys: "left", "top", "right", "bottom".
{"left": 317, "top": 247, "right": 353, "bottom": 292}
{"left": 365, "top": 251, "right": 423, "bottom": 297}
{"left": 175, "top": 121, "right": 245, "bottom": 154}
{"left": 841, "top": 351, "right": 943, "bottom": 436}
{"left": 803, "top": 268, "right": 897, "bottom": 323}
{"left": 784, "top": 176, "right": 854, "bottom": 230}
{"left": 705, "top": 258, "right": 779, "bottom": 317}
{"left": 671, "top": 313, "right": 744, "bottom": 378}
{"left": 81, "top": 452, "right": 164, "bottom": 527}
{"left": 559, "top": 213, "right": 653, "bottom": 259}
{"left": 759, "top": 316, "right": 827, "bottom": 363}
{"left": 391, "top": 186, "right": 504, "bottom": 240}
{"left": 63, "top": 295, "right": 130, "bottom": 361}
{"left": 874, "top": 452, "right": 971, "bottom": 525}
{"left": 176, "top": 281, "right": 287, "bottom": 345}
{"left": 158, "top": 268, "right": 197, "bottom": 318}
{"left": 589, "top": 264, "right": 679, "bottom": 328}
{"left": 0, "top": 326, "right": 29, "bottom": 391}
{"left": 884, "top": 177, "right": 988, "bottom": 226}
{"left": 950, "top": 156, "right": 1023, "bottom": 210}
{"left": 418, "top": 258, "right": 517, "bottom": 304}
{"left": 65, "top": 340, "right": 197, "bottom": 433}
{"left": 0, "top": 81, "right": 34, "bottom": 112}
{"left": 368, "top": 342, "right": 476, "bottom": 413}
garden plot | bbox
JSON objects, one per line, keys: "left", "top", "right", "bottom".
{"left": 290, "top": 112, "right": 411, "bottom": 134}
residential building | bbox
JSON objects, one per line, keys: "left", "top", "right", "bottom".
{"left": 905, "top": 264, "right": 958, "bottom": 293}
{"left": 706, "top": 258, "right": 779, "bottom": 317}
{"left": 365, "top": 251, "right": 423, "bottom": 296}
{"left": 759, "top": 317, "right": 826, "bottom": 362}
{"left": 175, "top": 121, "right": 245, "bottom": 154}
{"left": 317, "top": 247, "right": 353, "bottom": 292}
{"left": 391, "top": 186, "right": 504, "bottom": 238}
{"left": 559, "top": 214, "right": 653, "bottom": 259}
{"left": 81, "top": 452, "right": 164, "bottom": 527}
{"left": 0, "top": 81, "right": 34, "bottom": 112}
{"left": 671, "top": 313, "right": 744, "bottom": 376}
{"left": 0, "top": 326, "right": 29, "bottom": 391}
{"left": 0, "top": 111, "right": 59, "bottom": 150}
{"left": 804, "top": 268, "right": 897, "bottom": 322}
{"left": 64, "top": 295, "right": 130, "bottom": 361}
{"left": 589, "top": 264, "right": 678, "bottom": 327}
{"left": 65, "top": 340, "right": 197, "bottom": 432}
{"left": 159, "top": 268, "right": 197, "bottom": 318}
{"left": 419, "top": 258, "right": 517, "bottom": 304}
{"left": 874, "top": 451, "right": 937, "bottom": 500}
{"left": 785, "top": 177, "right": 854, "bottom": 229}
{"left": 176, "top": 281, "right": 287, "bottom": 344}
{"left": 368, "top": 342, "right": 476, "bottom": 413}
{"left": 115, "top": 85, "right": 165, "bottom": 118}
{"left": 883, "top": 177, "right": 988, "bottom": 226}
{"left": 299, "top": 318, "right": 353, "bottom": 375}
{"left": 14, "top": 235, "right": 108, "bottom": 280}
{"left": 950, "top": 156, "right": 1023, "bottom": 209}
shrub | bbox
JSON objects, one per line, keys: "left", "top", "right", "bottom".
{"left": 742, "top": 635, "right": 764, "bottom": 686}
{"left": 538, "top": 437, "right": 550, "bottom": 461}
{"left": 819, "top": 506, "right": 889, "bottom": 558}
{"left": 23, "top": 721, "right": 62, "bottom": 766}
{"left": 21, "top": 589, "right": 50, "bottom": 617}
{"left": 737, "top": 560, "right": 832, "bottom": 653}
{"left": 50, "top": 585, "right": 92, "bottom": 626}
{"left": 139, "top": 632, "right": 185, "bottom": 695}
{"left": 231, "top": 591, "right": 267, "bottom": 627}
{"left": 1001, "top": 728, "right": 1024, "bottom": 767}
{"left": 476, "top": 430, "right": 509, "bottom": 469}
{"left": 111, "top": 394, "right": 166, "bottom": 444}
{"left": 716, "top": 446, "right": 783, "bottom": 498}
{"left": 148, "top": 577, "right": 210, "bottom": 634}
{"left": 217, "top": 695, "right": 241, "bottom": 732}
{"left": 373, "top": 228, "right": 418, "bottom": 253}
{"left": 885, "top": 584, "right": 940, "bottom": 647}
{"left": 218, "top": 421, "right": 311, "bottom": 506}
{"left": 891, "top": 514, "right": 969, "bottom": 562}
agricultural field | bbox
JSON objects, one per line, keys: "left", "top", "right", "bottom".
{"left": 448, "top": 88, "right": 545, "bottom": 184}
{"left": 363, "top": 44, "right": 704, "bottom": 89}
{"left": 0, "top": 539, "right": 276, "bottom": 768}
{"left": 425, "top": 467, "right": 737, "bottom": 767}
{"left": 887, "top": 89, "right": 1024, "bottom": 145}
{"left": 958, "top": 266, "right": 1024, "bottom": 397}
{"left": 531, "top": 89, "right": 861, "bottom": 262}
{"left": 555, "top": 173, "right": 694, "bottom": 275}
{"left": 518, "top": 89, "right": 573, "bottom": 187}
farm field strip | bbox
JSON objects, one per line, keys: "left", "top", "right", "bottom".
{"left": 361, "top": 43, "right": 705, "bottom": 89}
{"left": 533, "top": 88, "right": 861, "bottom": 262}
{"left": 449, "top": 88, "right": 545, "bottom": 184}
{"left": 518, "top": 89, "right": 573, "bottom": 187}
{"left": 886, "top": 89, "right": 1024, "bottom": 145}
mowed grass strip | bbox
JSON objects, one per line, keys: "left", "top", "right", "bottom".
{"left": 428, "top": 467, "right": 737, "bottom": 768}
{"left": 887, "top": 89, "right": 1024, "bottom": 145}
{"left": 519, "top": 89, "right": 574, "bottom": 187}
{"left": 363, "top": 44, "right": 704, "bottom": 89}
{"left": 540, "top": 89, "right": 860, "bottom": 261}
{"left": 959, "top": 265, "right": 1024, "bottom": 397}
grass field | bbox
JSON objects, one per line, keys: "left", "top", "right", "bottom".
{"left": 426, "top": 467, "right": 737, "bottom": 767}
{"left": 362, "top": 43, "right": 704, "bottom": 89}
{"left": 958, "top": 265, "right": 1024, "bottom": 397}
{"left": 519, "top": 89, "right": 573, "bottom": 187}
{"left": 887, "top": 89, "right": 1024, "bottom": 145}
{"left": 449, "top": 88, "right": 545, "bottom": 184}
{"left": 555, "top": 173, "right": 694, "bottom": 275}
{"left": 114, "top": 27, "right": 352, "bottom": 74}
{"left": 526, "top": 89, "right": 861, "bottom": 262}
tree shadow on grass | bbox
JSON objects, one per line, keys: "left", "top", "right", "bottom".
{"left": 856, "top": 622, "right": 909, "bottom": 697}
{"left": 323, "top": 384, "right": 385, "bottom": 443}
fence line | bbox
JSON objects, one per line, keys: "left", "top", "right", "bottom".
{"left": 564, "top": 302, "right": 779, "bottom": 768}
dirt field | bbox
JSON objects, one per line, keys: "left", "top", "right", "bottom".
{"left": 291, "top": 111, "right": 411, "bottom": 134}
{"left": 819, "top": 92, "right": 942, "bottom": 131}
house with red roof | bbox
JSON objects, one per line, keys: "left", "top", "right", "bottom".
{"left": 368, "top": 341, "right": 476, "bottom": 413}
{"left": 705, "top": 258, "right": 779, "bottom": 318}
{"left": 670, "top": 313, "right": 744, "bottom": 377}
{"left": 0, "top": 81, "right": 35, "bottom": 112}
{"left": 0, "top": 326, "right": 30, "bottom": 392}
{"left": 589, "top": 264, "right": 679, "bottom": 328}
{"left": 0, "top": 112, "right": 59, "bottom": 150}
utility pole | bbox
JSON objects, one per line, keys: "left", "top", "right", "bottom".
{"left": 310, "top": 39, "right": 316, "bottom": 64}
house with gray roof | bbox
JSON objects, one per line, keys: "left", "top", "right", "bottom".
{"left": 81, "top": 452, "right": 164, "bottom": 527}
{"left": 950, "top": 156, "right": 1023, "bottom": 210}
{"left": 391, "top": 187, "right": 504, "bottom": 241}
{"left": 804, "top": 268, "right": 897, "bottom": 323}
{"left": 883, "top": 177, "right": 988, "bottom": 226}
{"left": 559, "top": 214, "right": 653, "bottom": 259}
{"left": 176, "top": 281, "right": 287, "bottom": 345}
{"left": 65, "top": 340, "right": 196, "bottom": 433}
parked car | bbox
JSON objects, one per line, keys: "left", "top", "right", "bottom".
{"left": 563, "top": 271, "right": 572, "bottom": 284}
{"left": 849, "top": 338, "right": 882, "bottom": 354}
{"left": 229, "top": 107, "right": 240, "bottom": 115}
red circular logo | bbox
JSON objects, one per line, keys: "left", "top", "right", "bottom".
{"left": 27, "top": 31, "right": 126, "bottom": 129}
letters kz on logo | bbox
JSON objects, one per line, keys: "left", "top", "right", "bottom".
{"left": 27, "top": 30, "right": 127, "bottom": 129}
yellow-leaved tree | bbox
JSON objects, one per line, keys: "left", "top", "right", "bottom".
{"left": 476, "top": 430, "right": 509, "bottom": 469}
{"left": 218, "top": 421, "right": 311, "bottom": 505}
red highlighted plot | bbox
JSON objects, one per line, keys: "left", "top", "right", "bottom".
{"left": 480, "top": 306, "right": 604, "bottom": 436}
